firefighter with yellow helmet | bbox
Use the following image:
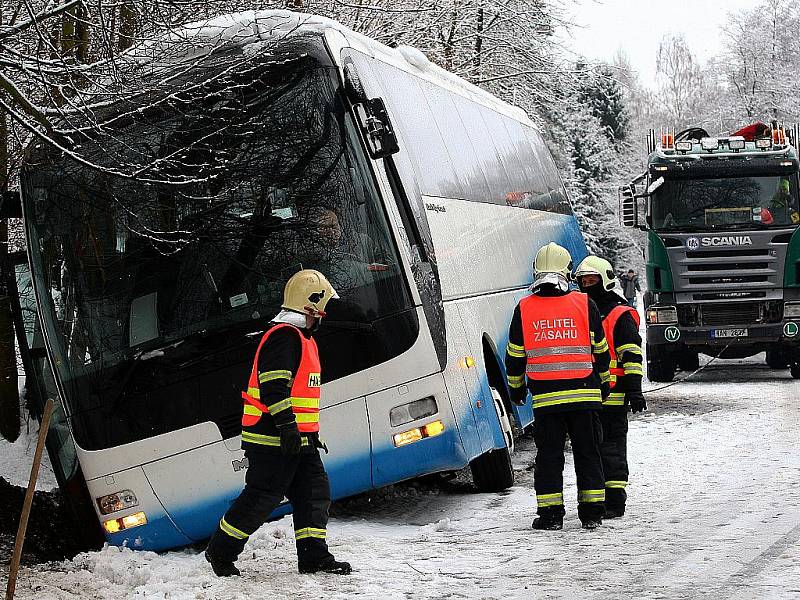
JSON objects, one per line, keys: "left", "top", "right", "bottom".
{"left": 575, "top": 255, "right": 646, "bottom": 519}
{"left": 505, "top": 243, "right": 611, "bottom": 530}
{"left": 205, "top": 270, "right": 352, "bottom": 577}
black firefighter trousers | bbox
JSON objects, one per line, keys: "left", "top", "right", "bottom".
{"left": 206, "top": 447, "right": 333, "bottom": 568}
{"left": 533, "top": 409, "right": 605, "bottom": 522}
{"left": 599, "top": 409, "right": 629, "bottom": 512}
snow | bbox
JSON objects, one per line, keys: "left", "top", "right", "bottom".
{"left": 2, "top": 355, "right": 798, "bottom": 598}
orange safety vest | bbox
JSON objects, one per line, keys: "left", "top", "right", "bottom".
{"left": 603, "top": 305, "right": 641, "bottom": 389}
{"left": 241, "top": 323, "right": 321, "bottom": 433}
{"left": 520, "top": 292, "right": 593, "bottom": 381}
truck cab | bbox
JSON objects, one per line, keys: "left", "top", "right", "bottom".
{"left": 621, "top": 124, "right": 800, "bottom": 382}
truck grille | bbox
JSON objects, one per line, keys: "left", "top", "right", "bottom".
{"left": 678, "top": 301, "right": 784, "bottom": 326}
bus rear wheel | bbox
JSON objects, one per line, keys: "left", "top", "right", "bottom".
{"left": 470, "top": 387, "right": 514, "bottom": 492}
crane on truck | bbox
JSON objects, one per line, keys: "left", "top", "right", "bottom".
{"left": 620, "top": 122, "right": 800, "bottom": 382}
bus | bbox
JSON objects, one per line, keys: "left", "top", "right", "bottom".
{"left": 3, "top": 10, "right": 588, "bottom": 551}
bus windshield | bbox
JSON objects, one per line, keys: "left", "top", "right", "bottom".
{"left": 652, "top": 175, "right": 800, "bottom": 231}
{"left": 22, "top": 49, "right": 416, "bottom": 447}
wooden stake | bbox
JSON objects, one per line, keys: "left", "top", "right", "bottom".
{"left": 5, "top": 398, "right": 55, "bottom": 600}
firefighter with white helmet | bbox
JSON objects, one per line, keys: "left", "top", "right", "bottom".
{"left": 205, "top": 269, "right": 352, "bottom": 577}
{"left": 575, "top": 255, "right": 645, "bottom": 519}
{"left": 505, "top": 243, "right": 612, "bottom": 530}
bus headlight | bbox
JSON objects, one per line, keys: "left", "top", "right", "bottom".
{"left": 97, "top": 490, "right": 139, "bottom": 515}
{"left": 389, "top": 396, "right": 438, "bottom": 427}
{"left": 393, "top": 420, "right": 445, "bottom": 447}
{"left": 784, "top": 302, "right": 800, "bottom": 318}
{"left": 102, "top": 511, "right": 147, "bottom": 534}
{"left": 646, "top": 306, "right": 678, "bottom": 324}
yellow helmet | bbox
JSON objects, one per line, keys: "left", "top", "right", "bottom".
{"left": 575, "top": 255, "right": 617, "bottom": 291}
{"left": 282, "top": 269, "right": 337, "bottom": 317}
{"left": 534, "top": 242, "right": 573, "bottom": 278}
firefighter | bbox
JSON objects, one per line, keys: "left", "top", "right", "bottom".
{"left": 575, "top": 255, "right": 646, "bottom": 519}
{"left": 204, "top": 269, "right": 352, "bottom": 577}
{"left": 505, "top": 243, "right": 612, "bottom": 530}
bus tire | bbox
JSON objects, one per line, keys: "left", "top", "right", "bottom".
{"left": 766, "top": 349, "right": 789, "bottom": 369}
{"left": 678, "top": 352, "right": 699, "bottom": 372}
{"left": 647, "top": 344, "right": 675, "bottom": 382}
{"left": 470, "top": 387, "right": 514, "bottom": 492}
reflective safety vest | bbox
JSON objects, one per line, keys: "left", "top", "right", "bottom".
{"left": 241, "top": 323, "right": 321, "bottom": 433}
{"left": 520, "top": 292, "right": 593, "bottom": 381}
{"left": 604, "top": 305, "right": 641, "bottom": 389}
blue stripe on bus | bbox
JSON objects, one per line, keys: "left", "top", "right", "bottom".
{"left": 106, "top": 513, "right": 193, "bottom": 552}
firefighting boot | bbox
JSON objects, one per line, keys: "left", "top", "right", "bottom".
{"left": 581, "top": 519, "right": 602, "bottom": 530}
{"left": 604, "top": 506, "right": 625, "bottom": 519}
{"left": 204, "top": 550, "right": 241, "bottom": 577}
{"left": 532, "top": 515, "right": 563, "bottom": 530}
{"left": 299, "top": 557, "right": 353, "bottom": 575}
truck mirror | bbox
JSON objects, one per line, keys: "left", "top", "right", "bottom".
{"left": 353, "top": 97, "right": 400, "bottom": 159}
{"left": 1, "top": 190, "right": 22, "bottom": 219}
{"left": 343, "top": 62, "right": 368, "bottom": 104}
{"left": 619, "top": 185, "right": 638, "bottom": 227}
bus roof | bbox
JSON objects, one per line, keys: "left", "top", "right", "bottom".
{"left": 131, "top": 10, "right": 532, "bottom": 126}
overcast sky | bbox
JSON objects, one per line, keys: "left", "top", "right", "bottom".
{"left": 563, "top": 0, "right": 759, "bottom": 88}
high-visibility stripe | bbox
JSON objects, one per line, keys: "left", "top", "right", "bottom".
{"left": 247, "top": 386, "right": 260, "bottom": 398}
{"left": 240, "top": 431, "right": 311, "bottom": 446}
{"left": 294, "top": 413, "right": 320, "bottom": 424}
{"left": 599, "top": 370, "right": 612, "bottom": 383}
{"left": 616, "top": 344, "right": 642, "bottom": 356}
{"left": 603, "top": 393, "right": 625, "bottom": 406}
{"left": 536, "top": 492, "right": 564, "bottom": 507}
{"left": 578, "top": 489, "right": 606, "bottom": 503}
{"left": 592, "top": 338, "right": 609, "bottom": 354}
{"left": 507, "top": 374, "right": 525, "bottom": 389}
{"left": 527, "top": 361, "right": 594, "bottom": 373}
{"left": 605, "top": 480, "right": 628, "bottom": 489}
{"left": 289, "top": 397, "right": 319, "bottom": 409}
{"left": 623, "top": 363, "right": 643, "bottom": 375}
{"left": 220, "top": 517, "right": 249, "bottom": 540}
{"left": 526, "top": 345, "right": 592, "bottom": 358}
{"left": 506, "top": 342, "right": 526, "bottom": 358}
{"left": 259, "top": 369, "right": 293, "bottom": 384}
{"left": 244, "top": 404, "right": 263, "bottom": 417}
{"left": 266, "top": 398, "right": 292, "bottom": 414}
{"left": 295, "top": 527, "right": 327, "bottom": 540}
{"left": 532, "top": 388, "right": 602, "bottom": 409}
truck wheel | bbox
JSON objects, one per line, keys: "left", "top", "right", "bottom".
{"left": 791, "top": 363, "right": 800, "bottom": 379}
{"left": 647, "top": 344, "right": 675, "bottom": 382}
{"left": 470, "top": 387, "right": 514, "bottom": 492}
{"left": 678, "top": 352, "right": 699, "bottom": 372}
{"left": 766, "top": 349, "right": 789, "bottom": 369}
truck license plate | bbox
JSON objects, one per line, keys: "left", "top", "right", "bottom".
{"left": 712, "top": 328, "right": 748, "bottom": 338}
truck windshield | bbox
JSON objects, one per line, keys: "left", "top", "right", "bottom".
{"left": 652, "top": 175, "right": 800, "bottom": 230}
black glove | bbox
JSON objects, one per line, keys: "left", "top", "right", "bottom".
{"left": 600, "top": 382, "right": 611, "bottom": 400}
{"left": 510, "top": 387, "right": 527, "bottom": 406}
{"left": 627, "top": 390, "right": 647, "bottom": 414}
{"left": 278, "top": 423, "right": 303, "bottom": 455}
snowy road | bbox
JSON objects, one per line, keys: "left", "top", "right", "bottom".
{"left": 2, "top": 356, "right": 799, "bottom": 599}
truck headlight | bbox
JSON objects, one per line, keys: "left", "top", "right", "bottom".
{"left": 646, "top": 306, "right": 678, "bottom": 324}
{"left": 784, "top": 302, "right": 800, "bottom": 318}
{"left": 97, "top": 490, "right": 139, "bottom": 515}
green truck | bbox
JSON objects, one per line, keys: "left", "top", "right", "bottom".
{"left": 620, "top": 124, "right": 800, "bottom": 382}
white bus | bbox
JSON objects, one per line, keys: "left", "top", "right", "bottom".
{"left": 6, "top": 10, "right": 588, "bottom": 551}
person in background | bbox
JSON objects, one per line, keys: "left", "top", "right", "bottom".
{"left": 622, "top": 269, "right": 641, "bottom": 308}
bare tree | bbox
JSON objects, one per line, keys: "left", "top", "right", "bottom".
{"left": 655, "top": 33, "right": 704, "bottom": 128}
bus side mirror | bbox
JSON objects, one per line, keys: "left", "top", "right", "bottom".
{"left": 353, "top": 97, "right": 400, "bottom": 160}
{"left": 619, "top": 185, "right": 638, "bottom": 227}
{"left": 1, "top": 190, "right": 22, "bottom": 219}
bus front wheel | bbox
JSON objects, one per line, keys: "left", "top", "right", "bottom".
{"left": 470, "top": 387, "right": 515, "bottom": 492}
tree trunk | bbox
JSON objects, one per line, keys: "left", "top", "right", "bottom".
{"left": 0, "top": 47, "right": 21, "bottom": 441}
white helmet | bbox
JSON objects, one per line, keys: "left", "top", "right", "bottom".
{"left": 575, "top": 255, "right": 626, "bottom": 300}
{"left": 532, "top": 243, "right": 573, "bottom": 291}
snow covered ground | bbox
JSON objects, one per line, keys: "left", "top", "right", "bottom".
{"left": 2, "top": 355, "right": 799, "bottom": 599}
